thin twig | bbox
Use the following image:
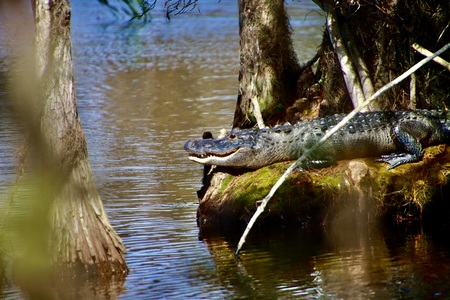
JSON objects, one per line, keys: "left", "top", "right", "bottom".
{"left": 251, "top": 69, "right": 266, "bottom": 129}
{"left": 298, "top": 50, "right": 321, "bottom": 71}
{"left": 234, "top": 42, "right": 450, "bottom": 257}
{"left": 251, "top": 97, "right": 266, "bottom": 129}
{"left": 410, "top": 46, "right": 417, "bottom": 109}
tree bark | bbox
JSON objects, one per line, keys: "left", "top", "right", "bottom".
{"left": 233, "top": 0, "right": 302, "bottom": 128}
{"left": 9, "top": 0, "right": 128, "bottom": 276}
{"left": 36, "top": 0, "right": 127, "bottom": 274}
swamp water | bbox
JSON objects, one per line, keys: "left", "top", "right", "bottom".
{"left": 1, "top": 0, "right": 450, "bottom": 298}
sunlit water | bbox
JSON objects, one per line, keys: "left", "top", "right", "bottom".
{"left": 1, "top": 0, "right": 450, "bottom": 298}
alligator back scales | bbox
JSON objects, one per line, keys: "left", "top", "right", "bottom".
{"left": 184, "top": 110, "right": 450, "bottom": 169}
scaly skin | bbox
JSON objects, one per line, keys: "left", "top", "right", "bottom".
{"left": 184, "top": 110, "right": 450, "bottom": 169}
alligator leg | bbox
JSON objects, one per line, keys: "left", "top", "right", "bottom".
{"left": 377, "top": 124, "right": 425, "bottom": 169}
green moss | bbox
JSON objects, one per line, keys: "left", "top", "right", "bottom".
{"left": 226, "top": 164, "right": 287, "bottom": 205}
{"left": 199, "top": 146, "right": 450, "bottom": 231}
{"left": 219, "top": 173, "right": 234, "bottom": 194}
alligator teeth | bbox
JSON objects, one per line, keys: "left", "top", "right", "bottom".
{"left": 189, "top": 149, "right": 238, "bottom": 159}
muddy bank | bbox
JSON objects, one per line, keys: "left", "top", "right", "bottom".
{"left": 197, "top": 145, "right": 450, "bottom": 234}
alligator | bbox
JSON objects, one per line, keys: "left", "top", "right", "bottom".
{"left": 184, "top": 110, "right": 450, "bottom": 170}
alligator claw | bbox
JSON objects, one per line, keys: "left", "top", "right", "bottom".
{"left": 376, "top": 153, "right": 420, "bottom": 170}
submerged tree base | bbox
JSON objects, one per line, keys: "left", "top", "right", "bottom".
{"left": 197, "top": 145, "right": 450, "bottom": 235}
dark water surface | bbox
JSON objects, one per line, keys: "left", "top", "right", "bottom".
{"left": 1, "top": 0, "right": 450, "bottom": 298}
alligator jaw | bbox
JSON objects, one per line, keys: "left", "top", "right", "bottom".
{"left": 188, "top": 148, "right": 240, "bottom": 165}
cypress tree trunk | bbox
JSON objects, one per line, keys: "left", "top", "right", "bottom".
{"left": 7, "top": 0, "right": 128, "bottom": 278}
{"left": 316, "top": 0, "right": 450, "bottom": 114}
{"left": 233, "top": 0, "right": 302, "bottom": 128}
{"left": 35, "top": 0, "right": 127, "bottom": 274}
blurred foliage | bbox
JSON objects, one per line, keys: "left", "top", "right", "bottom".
{"left": 97, "top": 0, "right": 199, "bottom": 21}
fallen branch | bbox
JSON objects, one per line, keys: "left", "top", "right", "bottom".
{"left": 412, "top": 43, "right": 450, "bottom": 71}
{"left": 326, "top": 6, "right": 368, "bottom": 110}
{"left": 234, "top": 42, "right": 450, "bottom": 257}
{"left": 341, "top": 22, "right": 379, "bottom": 109}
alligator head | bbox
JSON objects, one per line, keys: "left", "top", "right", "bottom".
{"left": 184, "top": 128, "right": 262, "bottom": 168}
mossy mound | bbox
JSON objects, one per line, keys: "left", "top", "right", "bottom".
{"left": 197, "top": 145, "right": 450, "bottom": 234}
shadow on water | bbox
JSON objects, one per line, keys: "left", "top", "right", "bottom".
{"left": 200, "top": 215, "right": 450, "bottom": 299}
